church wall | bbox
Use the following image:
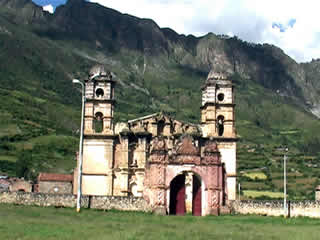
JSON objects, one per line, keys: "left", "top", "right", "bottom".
{"left": 113, "top": 170, "right": 129, "bottom": 196}
{"left": 218, "top": 142, "right": 236, "bottom": 200}
{"left": 81, "top": 175, "right": 110, "bottom": 196}
{"left": 129, "top": 171, "right": 144, "bottom": 197}
{"left": 215, "top": 106, "right": 234, "bottom": 121}
{"left": 114, "top": 142, "right": 122, "bottom": 169}
{"left": 82, "top": 139, "right": 113, "bottom": 174}
{"left": 226, "top": 177, "right": 236, "bottom": 201}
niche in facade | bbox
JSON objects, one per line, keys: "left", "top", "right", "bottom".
{"left": 96, "top": 88, "right": 104, "bottom": 98}
{"left": 157, "top": 120, "right": 165, "bottom": 136}
{"left": 129, "top": 141, "right": 138, "bottom": 167}
{"left": 217, "top": 115, "right": 224, "bottom": 136}
{"left": 94, "top": 112, "right": 104, "bottom": 133}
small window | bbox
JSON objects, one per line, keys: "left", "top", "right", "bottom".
{"left": 217, "top": 93, "right": 224, "bottom": 101}
{"left": 94, "top": 112, "right": 104, "bottom": 133}
{"left": 96, "top": 88, "right": 104, "bottom": 98}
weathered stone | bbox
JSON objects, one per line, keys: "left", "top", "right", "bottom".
{"left": 230, "top": 200, "right": 320, "bottom": 218}
{"left": 152, "top": 206, "right": 167, "bottom": 215}
{"left": 0, "top": 192, "right": 151, "bottom": 212}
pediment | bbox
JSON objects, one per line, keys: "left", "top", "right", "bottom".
{"left": 127, "top": 112, "right": 201, "bottom": 136}
{"left": 175, "top": 136, "right": 199, "bottom": 156}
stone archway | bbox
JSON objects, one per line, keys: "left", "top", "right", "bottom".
{"left": 169, "top": 174, "right": 186, "bottom": 215}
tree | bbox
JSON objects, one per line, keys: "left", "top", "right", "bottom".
{"left": 16, "top": 149, "right": 35, "bottom": 181}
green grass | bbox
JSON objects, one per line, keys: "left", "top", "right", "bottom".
{"left": 243, "top": 172, "right": 267, "bottom": 180}
{"left": 0, "top": 204, "right": 320, "bottom": 240}
{"left": 243, "top": 190, "right": 284, "bottom": 199}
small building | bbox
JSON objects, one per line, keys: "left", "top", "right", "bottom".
{"left": 0, "top": 177, "right": 10, "bottom": 192}
{"left": 9, "top": 178, "right": 32, "bottom": 192}
{"left": 37, "top": 173, "right": 73, "bottom": 194}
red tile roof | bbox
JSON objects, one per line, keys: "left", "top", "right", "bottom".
{"left": 38, "top": 173, "right": 73, "bottom": 182}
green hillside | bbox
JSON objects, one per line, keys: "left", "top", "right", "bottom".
{"left": 0, "top": 0, "right": 320, "bottom": 199}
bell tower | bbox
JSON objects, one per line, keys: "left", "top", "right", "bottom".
{"left": 201, "top": 70, "right": 237, "bottom": 201}
{"left": 84, "top": 65, "right": 115, "bottom": 135}
{"left": 201, "top": 71, "right": 236, "bottom": 138}
{"left": 75, "top": 65, "right": 116, "bottom": 196}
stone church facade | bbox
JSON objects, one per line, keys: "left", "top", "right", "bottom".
{"left": 73, "top": 65, "right": 237, "bottom": 216}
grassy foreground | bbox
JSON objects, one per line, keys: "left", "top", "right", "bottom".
{"left": 1, "top": 204, "right": 320, "bottom": 240}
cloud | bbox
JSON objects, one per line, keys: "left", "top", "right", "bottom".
{"left": 42, "top": 4, "right": 54, "bottom": 13}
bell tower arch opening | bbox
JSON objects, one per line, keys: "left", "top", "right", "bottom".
{"left": 94, "top": 112, "right": 104, "bottom": 133}
{"left": 95, "top": 88, "right": 104, "bottom": 98}
{"left": 217, "top": 115, "right": 224, "bottom": 136}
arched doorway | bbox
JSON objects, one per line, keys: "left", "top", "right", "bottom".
{"left": 169, "top": 174, "right": 186, "bottom": 215}
{"left": 192, "top": 175, "right": 202, "bottom": 216}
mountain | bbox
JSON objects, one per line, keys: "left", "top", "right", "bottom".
{"left": 0, "top": 0, "right": 320, "bottom": 199}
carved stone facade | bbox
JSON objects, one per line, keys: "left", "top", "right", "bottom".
{"left": 74, "top": 66, "right": 237, "bottom": 216}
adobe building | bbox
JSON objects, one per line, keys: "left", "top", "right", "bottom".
{"left": 37, "top": 173, "right": 73, "bottom": 194}
{"left": 73, "top": 65, "right": 237, "bottom": 216}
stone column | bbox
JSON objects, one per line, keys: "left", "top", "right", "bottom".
{"left": 119, "top": 169, "right": 129, "bottom": 196}
{"left": 120, "top": 136, "right": 129, "bottom": 168}
{"left": 185, "top": 172, "right": 193, "bottom": 213}
{"left": 164, "top": 123, "right": 171, "bottom": 136}
{"left": 209, "top": 189, "right": 220, "bottom": 216}
{"left": 106, "top": 170, "right": 113, "bottom": 195}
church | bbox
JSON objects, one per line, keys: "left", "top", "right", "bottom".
{"left": 73, "top": 65, "right": 237, "bottom": 216}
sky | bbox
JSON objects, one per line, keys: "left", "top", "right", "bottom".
{"left": 32, "top": 0, "right": 320, "bottom": 63}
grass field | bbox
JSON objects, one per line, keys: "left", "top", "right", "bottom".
{"left": 1, "top": 204, "right": 320, "bottom": 240}
{"left": 243, "top": 190, "right": 284, "bottom": 199}
{"left": 242, "top": 171, "right": 267, "bottom": 180}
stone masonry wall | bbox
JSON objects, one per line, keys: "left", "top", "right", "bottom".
{"left": 38, "top": 181, "right": 72, "bottom": 194}
{"left": 0, "top": 192, "right": 151, "bottom": 212}
{"left": 231, "top": 200, "right": 320, "bottom": 218}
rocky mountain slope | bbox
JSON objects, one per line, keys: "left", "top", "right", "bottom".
{"left": 0, "top": 0, "right": 320, "bottom": 199}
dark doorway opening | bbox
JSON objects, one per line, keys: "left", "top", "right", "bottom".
{"left": 192, "top": 175, "right": 202, "bottom": 216}
{"left": 169, "top": 174, "right": 186, "bottom": 215}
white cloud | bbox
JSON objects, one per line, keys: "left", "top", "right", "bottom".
{"left": 43, "top": 4, "right": 54, "bottom": 14}
{"left": 89, "top": 0, "right": 320, "bottom": 62}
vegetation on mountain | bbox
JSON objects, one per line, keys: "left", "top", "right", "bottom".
{"left": 0, "top": 0, "right": 320, "bottom": 199}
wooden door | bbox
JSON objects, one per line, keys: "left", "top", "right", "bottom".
{"left": 169, "top": 174, "right": 186, "bottom": 215}
{"left": 192, "top": 175, "right": 202, "bottom": 216}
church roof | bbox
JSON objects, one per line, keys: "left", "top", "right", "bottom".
{"left": 205, "top": 70, "right": 231, "bottom": 86}
{"left": 88, "top": 65, "right": 112, "bottom": 81}
{"left": 38, "top": 173, "right": 73, "bottom": 182}
{"left": 127, "top": 112, "right": 202, "bottom": 136}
